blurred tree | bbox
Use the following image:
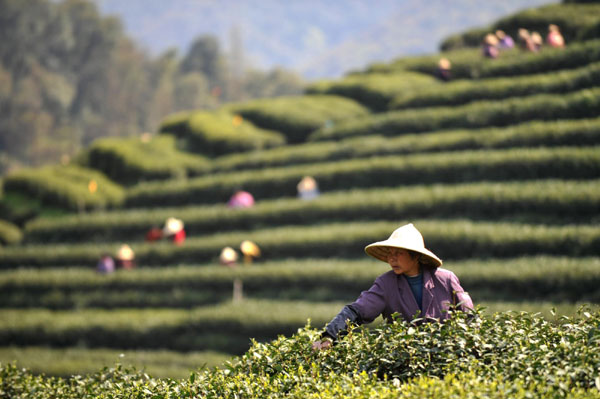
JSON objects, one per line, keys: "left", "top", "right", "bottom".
{"left": 0, "top": 0, "right": 304, "bottom": 174}
{"left": 179, "top": 35, "right": 227, "bottom": 90}
{"left": 244, "top": 68, "right": 304, "bottom": 98}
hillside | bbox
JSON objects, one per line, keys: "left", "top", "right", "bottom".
{"left": 0, "top": 1, "right": 599, "bottom": 396}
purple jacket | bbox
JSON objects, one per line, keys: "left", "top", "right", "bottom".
{"left": 351, "top": 267, "right": 473, "bottom": 323}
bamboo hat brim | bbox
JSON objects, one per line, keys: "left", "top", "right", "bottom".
{"left": 364, "top": 223, "right": 442, "bottom": 268}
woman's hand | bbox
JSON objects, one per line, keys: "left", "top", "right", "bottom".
{"left": 312, "top": 339, "right": 333, "bottom": 351}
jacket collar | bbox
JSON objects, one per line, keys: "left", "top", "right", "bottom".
{"left": 396, "top": 267, "right": 435, "bottom": 317}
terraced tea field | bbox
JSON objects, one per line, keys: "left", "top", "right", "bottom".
{"left": 1, "top": 2, "right": 599, "bottom": 387}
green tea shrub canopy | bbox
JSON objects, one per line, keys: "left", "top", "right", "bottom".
{"left": 306, "top": 71, "right": 437, "bottom": 111}
{"left": 441, "top": 3, "right": 600, "bottom": 50}
{"left": 373, "top": 39, "right": 600, "bottom": 80}
{"left": 224, "top": 95, "right": 370, "bottom": 143}
{"left": 23, "top": 179, "right": 600, "bottom": 244}
{"left": 86, "top": 135, "right": 210, "bottom": 185}
{"left": 391, "top": 61, "right": 600, "bottom": 109}
{"left": 3, "top": 165, "right": 125, "bottom": 212}
{"left": 0, "top": 219, "right": 22, "bottom": 245}
{"left": 184, "top": 110, "right": 286, "bottom": 156}
{"left": 1, "top": 308, "right": 599, "bottom": 398}
{"left": 311, "top": 87, "right": 600, "bottom": 141}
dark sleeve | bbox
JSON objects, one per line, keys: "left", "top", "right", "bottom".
{"left": 321, "top": 304, "right": 363, "bottom": 341}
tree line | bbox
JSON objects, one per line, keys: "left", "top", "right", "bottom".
{"left": 0, "top": 0, "right": 305, "bottom": 175}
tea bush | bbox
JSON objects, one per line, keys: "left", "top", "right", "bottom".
{"left": 25, "top": 179, "right": 600, "bottom": 243}
{"left": 126, "top": 146, "right": 600, "bottom": 207}
{"left": 2, "top": 165, "right": 125, "bottom": 212}
{"left": 2, "top": 219, "right": 599, "bottom": 268}
{"left": 182, "top": 110, "right": 286, "bottom": 156}
{"left": 441, "top": 3, "right": 600, "bottom": 50}
{"left": 306, "top": 71, "right": 437, "bottom": 111}
{"left": 0, "top": 257, "right": 598, "bottom": 309}
{"left": 210, "top": 117, "right": 600, "bottom": 172}
{"left": 391, "top": 61, "right": 600, "bottom": 109}
{"left": 0, "top": 346, "right": 230, "bottom": 379}
{"left": 86, "top": 134, "right": 210, "bottom": 185}
{"left": 223, "top": 95, "right": 370, "bottom": 143}
{"left": 157, "top": 110, "right": 192, "bottom": 136}
{"left": 0, "top": 300, "right": 342, "bottom": 353}
{"left": 0, "top": 219, "right": 21, "bottom": 246}
{"left": 1, "top": 308, "right": 599, "bottom": 398}
{"left": 310, "top": 87, "right": 600, "bottom": 141}
{"left": 372, "top": 39, "right": 600, "bottom": 80}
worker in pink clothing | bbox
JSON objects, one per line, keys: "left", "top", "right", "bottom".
{"left": 313, "top": 223, "right": 473, "bottom": 350}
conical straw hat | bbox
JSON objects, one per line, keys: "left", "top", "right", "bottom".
{"left": 364, "top": 223, "right": 442, "bottom": 267}
{"left": 240, "top": 240, "right": 261, "bottom": 257}
{"left": 163, "top": 217, "right": 184, "bottom": 235}
{"left": 117, "top": 244, "right": 135, "bottom": 261}
{"left": 220, "top": 247, "right": 238, "bottom": 264}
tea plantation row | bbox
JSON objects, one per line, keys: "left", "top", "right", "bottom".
{"left": 2, "top": 308, "right": 599, "bottom": 398}
{"left": 371, "top": 38, "right": 600, "bottom": 79}
{"left": 24, "top": 179, "right": 600, "bottom": 243}
{"left": 126, "top": 146, "right": 600, "bottom": 207}
{"left": 311, "top": 87, "right": 600, "bottom": 141}
{"left": 309, "top": 59, "right": 600, "bottom": 110}
{"left": 1, "top": 257, "right": 598, "bottom": 309}
{"left": 1, "top": 220, "right": 599, "bottom": 268}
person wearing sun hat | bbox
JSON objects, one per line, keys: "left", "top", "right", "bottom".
{"left": 163, "top": 217, "right": 186, "bottom": 245}
{"left": 313, "top": 223, "right": 473, "bottom": 350}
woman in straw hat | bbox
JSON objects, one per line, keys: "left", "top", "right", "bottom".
{"left": 313, "top": 223, "right": 473, "bottom": 350}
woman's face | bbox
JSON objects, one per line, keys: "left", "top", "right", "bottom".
{"left": 386, "top": 248, "right": 420, "bottom": 276}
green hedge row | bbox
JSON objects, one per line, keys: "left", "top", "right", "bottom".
{"left": 157, "top": 110, "right": 193, "bottom": 136}
{"left": 86, "top": 135, "right": 210, "bottom": 185}
{"left": 0, "top": 346, "right": 230, "bottom": 379}
{"left": 177, "top": 110, "right": 286, "bottom": 157}
{"left": 25, "top": 179, "right": 600, "bottom": 243}
{"left": 0, "top": 300, "right": 597, "bottom": 355}
{"left": 222, "top": 95, "right": 370, "bottom": 143}
{"left": 126, "top": 146, "right": 600, "bottom": 208}
{"left": 440, "top": 3, "right": 600, "bottom": 50}
{"left": 0, "top": 257, "right": 597, "bottom": 309}
{"left": 0, "top": 300, "right": 342, "bottom": 354}
{"left": 210, "top": 117, "right": 600, "bottom": 173}
{"left": 370, "top": 39, "right": 600, "bottom": 80}
{"left": 2, "top": 165, "right": 125, "bottom": 212}
{"left": 2, "top": 220, "right": 600, "bottom": 268}
{"left": 391, "top": 61, "right": 600, "bottom": 109}
{"left": 0, "top": 220, "right": 22, "bottom": 246}
{"left": 311, "top": 87, "right": 600, "bottom": 141}
{"left": 305, "top": 71, "right": 437, "bottom": 111}
{"left": 3, "top": 308, "right": 599, "bottom": 398}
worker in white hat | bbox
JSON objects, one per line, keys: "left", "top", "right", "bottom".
{"left": 313, "top": 223, "right": 473, "bottom": 350}
{"left": 163, "top": 217, "right": 186, "bottom": 245}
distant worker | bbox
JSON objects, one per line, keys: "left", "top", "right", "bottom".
{"left": 145, "top": 226, "right": 163, "bottom": 242}
{"left": 435, "top": 58, "right": 452, "bottom": 82}
{"left": 116, "top": 244, "right": 136, "bottom": 269}
{"left": 220, "top": 246, "right": 239, "bottom": 267}
{"left": 518, "top": 28, "right": 536, "bottom": 52}
{"left": 531, "top": 31, "right": 543, "bottom": 52}
{"left": 547, "top": 24, "right": 565, "bottom": 48}
{"left": 163, "top": 217, "right": 186, "bottom": 245}
{"left": 96, "top": 253, "right": 115, "bottom": 274}
{"left": 240, "top": 240, "right": 261, "bottom": 265}
{"left": 482, "top": 33, "right": 499, "bottom": 59}
{"left": 297, "top": 176, "right": 320, "bottom": 200}
{"left": 495, "top": 30, "right": 514, "bottom": 50}
{"left": 228, "top": 190, "right": 255, "bottom": 208}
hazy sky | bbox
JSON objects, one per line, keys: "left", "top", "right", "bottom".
{"left": 92, "top": 0, "right": 557, "bottom": 78}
